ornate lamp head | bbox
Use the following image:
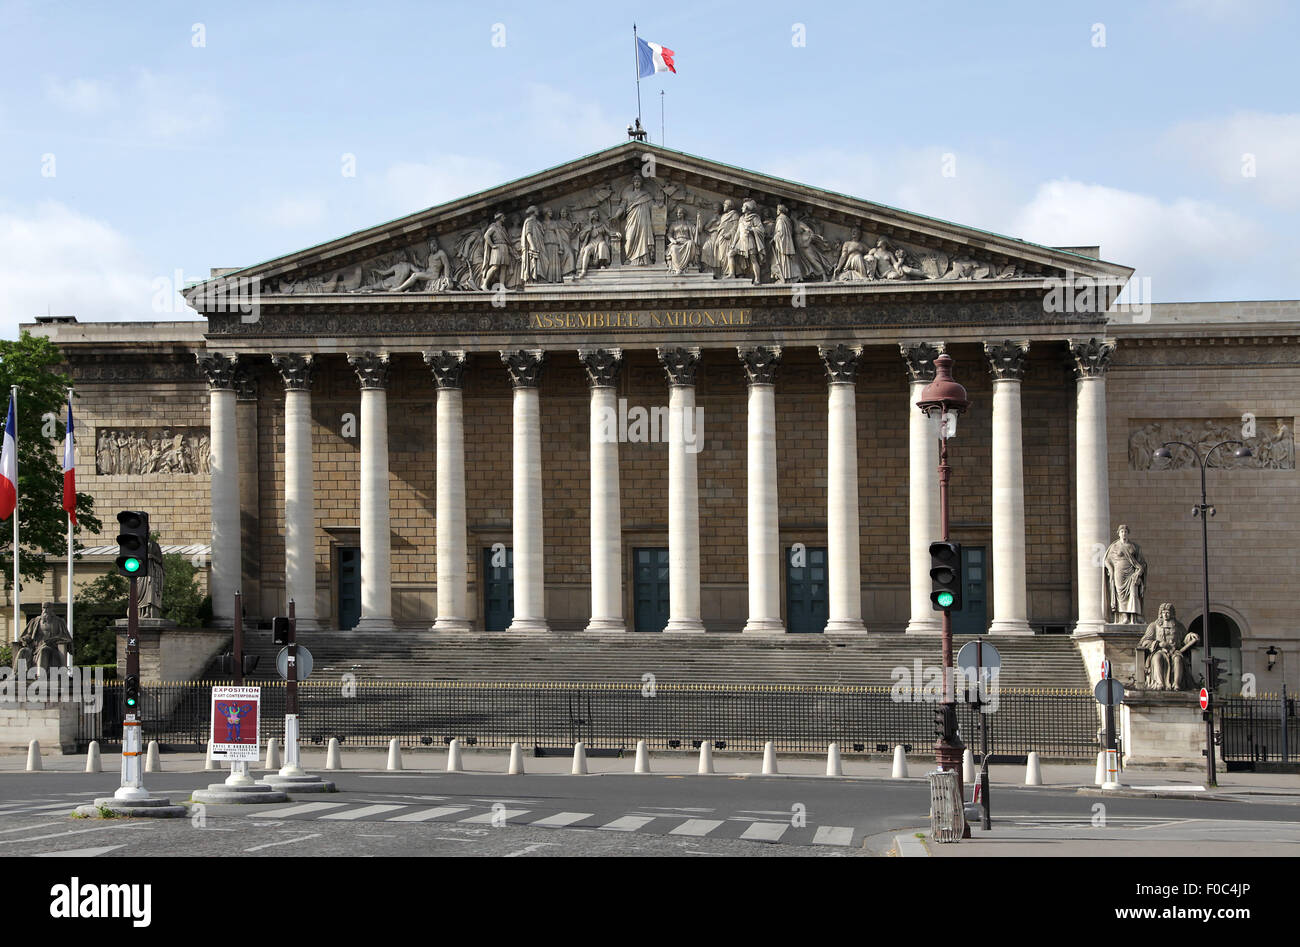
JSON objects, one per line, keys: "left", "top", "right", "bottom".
{"left": 916, "top": 353, "right": 970, "bottom": 417}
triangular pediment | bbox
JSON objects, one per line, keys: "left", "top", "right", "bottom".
{"left": 185, "top": 142, "right": 1132, "bottom": 309}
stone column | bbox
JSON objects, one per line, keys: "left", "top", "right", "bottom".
{"left": 424, "top": 351, "right": 472, "bottom": 632}
{"left": 658, "top": 347, "right": 705, "bottom": 634}
{"left": 197, "top": 353, "right": 241, "bottom": 627}
{"left": 579, "top": 349, "right": 626, "bottom": 633}
{"left": 820, "top": 344, "right": 867, "bottom": 634}
{"left": 902, "top": 342, "right": 943, "bottom": 634}
{"left": 501, "top": 350, "right": 549, "bottom": 633}
{"left": 739, "top": 346, "right": 784, "bottom": 634}
{"left": 1069, "top": 339, "right": 1116, "bottom": 637}
{"left": 348, "top": 352, "right": 394, "bottom": 632}
{"left": 985, "top": 340, "right": 1033, "bottom": 635}
{"left": 272, "top": 355, "right": 320, "bottom": 630}
{"left": 233, "top": 368, "right": 262, "bottom": 617}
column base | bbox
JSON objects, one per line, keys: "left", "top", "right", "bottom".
{"left": 663, "top": 619, "right": 706, "bottom": 634}
{"left": 432, "top": 617, "right": 474, "bottom": 633}
{"left": 988, "top": 619, "right": 1035, "bottom": 636}
{"left": 585, "top": 618, "right": 627, "bottom": 633}
{"left": 824, "top": 620, "right": 868, "bottom": 635}
{"left": 506, "top": 618, "right": 551, "bottom": 634}
{"left": 353, "top": 617, "right": 397, "bottom": 633}
{"left": 742, "top": 619, "right": 786, "bottom": 634}
{"left": 905, "top": 618, "right": 943, "bottom": 635}
{"left": 1071, "top": 620, "right": 1108, "bottom": 639}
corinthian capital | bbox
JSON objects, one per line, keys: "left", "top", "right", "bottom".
{"left": 272, "top": 354, "right": 316, "bottom": 391}
{"left": 423, "top": 350, "right": 467, "bottom": 390}
{"left": 738, "top": 345, "right": 782, "bottom": 385}
{"left": 984, "top": 339, "right": 1030, "bottom": 381}
{"left": 899, "top": 341, "right": 944, "bottom": 383}
{"left": 657, "top": 346, "right": 701, "bottom": 386}
{"left": 196, "top": 353, "right": 239, "bottom": 390}
{"left": 1069, "top": 338, "right": 1116, "bottom": 379}
{"left": 501, "top": 349, "right": 545, "bottom": 388}
{"left": 819, "top": 344, "right": 863, "bottom": 384}
{"left": 348, "top": 352, "right": 391, "bottom": 389}
{"left": 578, "top": 348, "right": 623, "bottom": 389}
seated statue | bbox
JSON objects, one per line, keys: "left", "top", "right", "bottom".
{"left": 14, "top": 602, "right": 72, "bottom": 669}
{"left": 1136, "top": 603, "right": 1199, "bottom": 691}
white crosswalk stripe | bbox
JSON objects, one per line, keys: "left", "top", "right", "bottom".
{"left": 386, "top": 806, "right": 471, "bottom": 823}
{"left": 739, "top": 822, "right": 787, "bottom": 842}
{"left": 259, "top": 802, "right": 347, "bottom": 818}
{"left": 669, "top": 819, "right": 725, "bottom": 837}
{"left": 319, "top": 804, "right": 406, "bottom": 821}
{"left": 599, "top": 815, "right": 655, "bottom": 831}
{"left": 528, "top": 812, "right": 594, "bottom": 828}
{"left": 813, "top": 826, "right": 854, "bottom": 846}
{"left": 460, "top": 808, "right": 530, "bottom": 824}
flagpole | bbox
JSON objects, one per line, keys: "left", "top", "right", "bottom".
{"left": 66, "top": 387, "right": 74, "bottom": 669}
{"left": 633, "top": 23, "right": 642, "bottom": 127}
{"left": 660, "top": 90, "right": 665, "bottom": 146}
{"left": 10, "top": 386, "right": 17, "bottom": 645}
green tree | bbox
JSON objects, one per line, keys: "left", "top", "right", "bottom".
{"left": 0, "top": 332, "right": 103, "bottom": 587}
{"left": 161, "top": 553, "right": 204, "bottom": 627}
{"left": 72, "top": 572, "right": 126, "bottom": 666}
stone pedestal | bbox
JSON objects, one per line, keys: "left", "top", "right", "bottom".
{"left": 1072, "top": 623, "right": 1145, "bottom": 689}
{"left": 1121, "top": 691, "right": 1205, "bottom": 766}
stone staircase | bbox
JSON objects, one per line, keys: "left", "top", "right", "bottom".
{"left": 240, "top": 631, "right": 1090, "bottom": 690}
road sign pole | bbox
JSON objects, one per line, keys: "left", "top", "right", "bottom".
{"left": 225, "top": 590, "right": 253, "bottom": 787}
{"left": 281, "top": 599, "right": 305, "bottom": 778}
{"left": 977, "top": 638, "right": 991, "bottom": 831}
{"left": 115, "top": 574, "right": 148, "bottom": 802}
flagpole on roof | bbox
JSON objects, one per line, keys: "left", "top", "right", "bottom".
{"left": 660, "top": 90, "right": 665, "bottom": 146}
{"left": 633, "top": 23, "right": 642, "bottom": 128}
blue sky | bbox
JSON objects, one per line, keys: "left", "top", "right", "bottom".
{"left": 1, "top": 0, "right": 1298, "bottom": 334}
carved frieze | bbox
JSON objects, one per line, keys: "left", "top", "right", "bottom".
{"left": 95, "top": 427, "right": 211, "bottom": 476}
{"left": 1129, "top": 418, "right": 1294, "bottom": 471}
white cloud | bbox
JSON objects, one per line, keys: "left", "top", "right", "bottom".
{"left": 521, "top": 83, "right": 625, "bottom": 154}
{"left": 44, "top": 76, "right": 119, "bottom": 113}
{"left": 131, "top": 69, "right": 224, "bottom": 142}
{"left": 1165, "top": 111, "right": 1300, "bottom": 208}
{"left": 249, "top": 195, "right": 329, "bottom": 230}
{"left": 366, "top": 154, "right": 510, "bottom": 218}
{"left": 0, "top": 201, "right": 185, "bottom": 338}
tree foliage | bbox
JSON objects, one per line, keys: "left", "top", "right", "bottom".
{"left": 0, "top": 332, "right": 103, "bottom": 587}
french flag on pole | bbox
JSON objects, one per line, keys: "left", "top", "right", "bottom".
{"left": 63, "top": 395, "right": 76, "bottom": 526}
{"left": 637, "top": 36, "right": 676, "bottom": 78}
{"left": 0, "top": 392, "right": 16, "bottom": 522}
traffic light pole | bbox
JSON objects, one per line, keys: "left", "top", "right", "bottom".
{"left": 115, "top": 575, "right": 148, "bottom": 802}
{"left": 1197, "top": 459, "right": 1217, "bottom": 789}
{"left": 281, "top": 598, "right": 305, "bottom": 778}
{"left": 936, "top": 432, "right": 966, "bottom": 797}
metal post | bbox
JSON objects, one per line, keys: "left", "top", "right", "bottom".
{"left": 282, "top": 598, "right": 303, "bottom": 777}
{"left": 936, "top": 434, "right": 966, "bottom": 795}
{"left": 1199, "top": 459, "right": 1216, "bottom": 787}
{"left": 115, "top": 575, "right": 147, "bottom": 801}
{"left": 1282, "top": 683, "right": 1289, "bottom": 765}
{"left": 225, "top": 590, "right": 252, "bottom": 786}
{"left": 977, "top": 638, "right": 990, "bottom": 830}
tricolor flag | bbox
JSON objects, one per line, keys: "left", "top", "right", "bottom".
{"left": 0, "top": 393, "right": 15, "bottom": 521}
{"left": 636, "top": 36, "right": 676, "bottom": 78}
{"left": 62, "top": 394, "right": 76, "bottom": 526}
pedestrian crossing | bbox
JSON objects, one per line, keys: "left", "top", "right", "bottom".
{"left": 241, "top": 799, "right": 858, "bottom": 846}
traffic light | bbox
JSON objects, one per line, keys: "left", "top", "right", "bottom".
{"left": 115, "top": 510, "right": 150, "bottom": 578}
{"left": 929, "top": 541, "right": 962, "bottom": 610}
{"left": 123, "top": 675, "right": 140, "bottom": 711}
{"left": 272, "top": 617, "right": 290, "bottom": 646}
{"left": 1207, "top": 657, "right": 1227, "bottom": 693}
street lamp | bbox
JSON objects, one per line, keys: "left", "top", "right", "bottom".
{"left": 1151, "top": 438, "right": 1251, "bottom": 787}
{"left": 916, "top": 353, "right": 971, "bottom": 786}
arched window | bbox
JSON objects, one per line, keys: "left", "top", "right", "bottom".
{"left": 1188, "top": 612, "right": 1243, "bottom": 695}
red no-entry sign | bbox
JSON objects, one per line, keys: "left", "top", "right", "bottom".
{"left": 1199, "top": 687, "right": 1210, "bottom": 711}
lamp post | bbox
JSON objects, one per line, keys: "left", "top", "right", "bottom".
{"left": 916, "top": 354, "right": 971, "bottom": 787}
{"left": 1152, "top": 438, "right": 1251, "bottom": 788}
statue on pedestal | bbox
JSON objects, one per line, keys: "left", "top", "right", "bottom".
{"left": 14, "top": 602, "right": 72, "bottom": 669}
{"left": 133, "top": 540, "right": 166, "bottom": 619}
{"left": 1137, "top": 603, "right": 1199, "bottom": 691}
{"left": 1104, "top": 524, "right": 1147, "bottom": 624}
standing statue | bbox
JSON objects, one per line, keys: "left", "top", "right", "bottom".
{"left": 705, "top": 199, "right": 739, "bottom": 277}
{"left": 134, "top": 540, "right": 166, "bottom": 619}
{"left": 769, "top": 205, "right": 803, "bottom": 283}
{"left": 1103, "top": 524, "right": 1147, "bottom": 624}
{"left": 794, "top": 219, "right": 835, "bottom": 281}
{"left": 480, "top": 212, "right": 514, "bottom": 290}
{"left": 727, "top": 199, "right": 767, "bottom": 285}
{"left": 519, "top": 205, "right": 547, "bottom": 285}
{"left": 611, "top": 176, "right": 657, "bottom": 265}
{"left": 14, "top": 602, "right": 72, "bottom": 669}
{"left": 1136, "top": 603, "right": 1199, "bottom": 690}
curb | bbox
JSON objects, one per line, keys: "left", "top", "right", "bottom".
{"left": 894, "top": 833, "right": 931, "bottom": 857}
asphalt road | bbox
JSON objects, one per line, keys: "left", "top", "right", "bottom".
{"left": 1, "top": 768, "right": 1298, "bottom": 857}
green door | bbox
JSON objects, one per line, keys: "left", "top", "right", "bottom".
{"left": 633, "top": 547, "right": 670, "bottom": 632}
{"left": 951, "top": 545, "right": 988, "bottom": 637}
{"left": 786, "top": 546, "right": 828, "bottom": 634}
{"left": 483, "top": 547, "right": 514, "bottom": 632}
{"left": 337, "top": 546, "right": 361, "bottom": 630}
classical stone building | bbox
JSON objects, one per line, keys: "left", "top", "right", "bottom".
{"left": 19, "top": 143, "right": 1300, "bottom": 693}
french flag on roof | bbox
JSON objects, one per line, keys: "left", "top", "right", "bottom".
{"left": 0, "top": 392, "right": 16, "bottom": 522}
{"left": 63, "top": 394, "right": 76, "bottom": 526}
{"left": 637, "top": 36, "right": 676, "bottom": 78}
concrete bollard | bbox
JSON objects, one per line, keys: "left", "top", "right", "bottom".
{"left": 325, "top": 737, "right": 342, "bottom": 770}
{"left": 85, "top": 741, "right": 102, "bottom": 774}
{"left": 571, "top": 741, "right": 588, "bottom": 775}
{"left": 205, "top": 739, "right": 219, "bottom": 771}
{"left": 507, "top": 742, "right": 524, "bottom": 775}
{"left": 446, "top": 738, "right": 463, "bottom": 773}
{"left": 762, "top": 741, "right": 778, "bottom": 775}
{"left": 1095, "top": 751, "right": 1106, "bottom": 787}
{"left": 1025, "top": 750, "right": 1042, "bottom": 786}
{"left": 891, "top": 744, "right": 908, "bottom": 779}
{"left": 144, "top": 740, "right": 161, "bottom": 773}
{"left": 825, "top": 742, "right": 843, "bottom": 777}
{"left": 265, "top": 738, "right": 281, "bottom": 771}
{"left": 698, "top": 740, "right": 714, "bottom": 774}
{"left": 634, "top": 740, "right": 651, "bottom": 774}
{"left": 26, "top": 740, "right": 42, "bottom": 772}
{"left": 963, "top": 748, "right": 976, "bottom": 784}
{"left": 386, "top": 738, "right": 402, "bottom": 771}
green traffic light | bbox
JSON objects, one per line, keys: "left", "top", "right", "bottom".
{"left": 936, "top": 591, "right": 955, "bottom": 608}
{"left": 125, "top": 697, "right": 137, "bottom": 707}
{"left": 123, "top": 557, "right": 141, "bottom": 573}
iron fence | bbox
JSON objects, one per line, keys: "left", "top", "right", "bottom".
{"left": 78, "top": 680, "right": 1100, "bottom": 758}
{"left": 1218, "top": 694, "right": 1296, "bottom": 767}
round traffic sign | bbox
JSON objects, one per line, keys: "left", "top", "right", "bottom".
{"left": 956, "top": 639, "right": 1002, "bottom": 674}
{"left": 1199, "top": 687, "right": 1209, "bottom": 711}
{"left": 1093, "top": 678, "right": 1125, "bottom": 706}
{"left": 276, "top": 645, "right": 313, "bottom": 681}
